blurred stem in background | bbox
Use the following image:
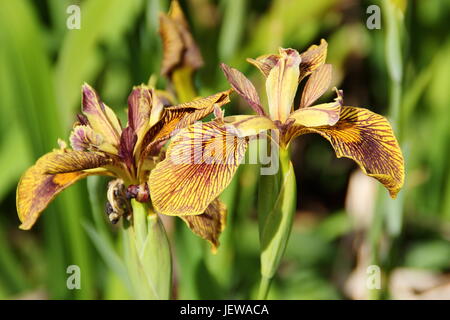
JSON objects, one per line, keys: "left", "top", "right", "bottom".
{"left": 368, "top": 0, "right": 406, "bottom": 300}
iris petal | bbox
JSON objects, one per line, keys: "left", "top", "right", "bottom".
{"left": 286, "top": 106, "right": 404, "bottom": 198}
{"left": 180, "top": 198, "right": 227, "bottom": 252}
{"left": 16, "top": 150, "right": 111, "bottom": 229}
{"left": 149, "top": 121, "right": 247, "bottom": 216}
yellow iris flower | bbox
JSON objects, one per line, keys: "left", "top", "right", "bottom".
{"left": 149, "top": 40, "right": 405, "bottom": 219}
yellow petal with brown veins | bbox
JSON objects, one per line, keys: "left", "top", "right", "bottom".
{"left": 180, "top": 198, "right": 227, "bottom": 253}
{"left": 149, "top": 121, "right": 248, "bottom": 216}
{"left": 299, "top": 39, "right": 328, "bottom": 81}
{"left": 140, "top": 90, "right": 232, "bottom": 159}
{"left": 17, "top": 150, "right": 111, "bottom": 230}
{"left": 286, "top": 107, "right": 404, "bottom": 198}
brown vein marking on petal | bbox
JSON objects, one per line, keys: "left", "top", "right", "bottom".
{"left": 220, "top": 63, "right": 265, "bottom": 116}
{"left": 81, "top": 84, "right": 122, "bottom": 149}
{"left": 76, "top": 114, "right": 89, "bottom": 126}
{"left": 140, "top": 90, "right": 232, "bottom": 160}
{"left": 180, "top": 198, "right": 227, "bottom": 253}
{"left": 246, "top": 54, "right": 280, "bottom": 78}
{"left": 149, "top": 121, "right": 248, "bottom": 216}
{"left": 119, "top": 126, "right": 137, "bottom": 171}
{"left": 287, "top": 107, "right": 404, "bottom": 198}
{"left": 299, "top": 39, "right": 328, "bottom": 81}
{"left": 16, "top": 150, "right": 110, "bottom": 230}
{"left": 299, "top": 64, "right": 333, "bottom": 108}
{"left": 42, "top": 150, "right": 112, "bottom": 174}
{"left": 159, "top": 0, "right": 203, "bottom": 76}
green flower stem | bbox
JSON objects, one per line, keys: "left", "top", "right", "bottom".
{"left": 258, "top": 275, "right": 272, "bottom": 300}
{"left": 258, "top": 147, "right": 297, "bottom": 299}
{"left": 171, "top": 67, "right": 197, "bottom": 103}
{"left": 127, "top": 200, "right": 172, "bottom": 299}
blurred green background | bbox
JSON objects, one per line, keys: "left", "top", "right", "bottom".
{"left": 0, "top": 0, "right": 449, "bottom": 299}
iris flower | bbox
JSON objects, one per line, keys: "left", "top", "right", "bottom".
{"left": 16, "top": 83, "right": 231, "bottom": 249}
{"left": 149, "top": 40, "right": 404, "bottom": 217}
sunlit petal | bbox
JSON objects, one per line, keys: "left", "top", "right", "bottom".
{"left": 224, "top": 115, "right": 276, "bottom": 138}
{"left": 288, "top": 102, "right": 341, "bottom": 128}
{"left": 266, "top": 48, "right": 301, "bottom": 122}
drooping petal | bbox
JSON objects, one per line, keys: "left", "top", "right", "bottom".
{"left": 287, "top": 107, "right": 404, "bottom": 198}
{"left": 287, "top": 102, "right": 341, "bottom": 128}
{"left": 149, "top": 121, "right": 248, "bottom": 216}
{"left": 220, "top": 63, "right": 265, "bottom": 116}
{"left": 180, "top": 198, "right": 227, "bottom": 252}
{"left": 266, "top": 48, "right": 301, "bottom": 122}
{"left": 139, "top": 90, "right": 232, "bottom": 159}
{"left": 159, "top": 0, "right": 203, "bottom": 76}
{"left": 223, "top": 115, "right": 276, "bottom": 138}
{"left": 81, "top": 84, "right": 122, "bottom": 152}
{"left": 17, "top": 150, "right": 111, "bottom": 230}
{"left": 299, "top": 64, "right": 333, "bottom": 108}
{"left": 299, "top": 39, "right": 328, "bottom": 81}
{"left": 246, "top": 54, "right": 279, "bottom": 78}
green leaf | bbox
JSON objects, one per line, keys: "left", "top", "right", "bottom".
{"left": 83, "top": 222, "right": 133, "bottom": 295}
{"left": 55, "top": 0, "right": 143, "bottom": 125}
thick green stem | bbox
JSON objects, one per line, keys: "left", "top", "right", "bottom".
{"left": 257, "top": 275, "right": 272, "bottom": 300}
{"left": 257, "top": 147, "right": 297, "bottom": 299}
{"left": 127, "top": 200, "right": 172, "bottom": 299}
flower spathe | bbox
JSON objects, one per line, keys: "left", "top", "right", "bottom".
{"left": 16, "top": 83, "right": 232, "bottom": 250}
{"left": 150, "top": 40, "right": 405, "bottom": 217}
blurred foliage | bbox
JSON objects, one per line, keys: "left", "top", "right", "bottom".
{"left": 0, "top": 0, "right": 449, "bottom": 299}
